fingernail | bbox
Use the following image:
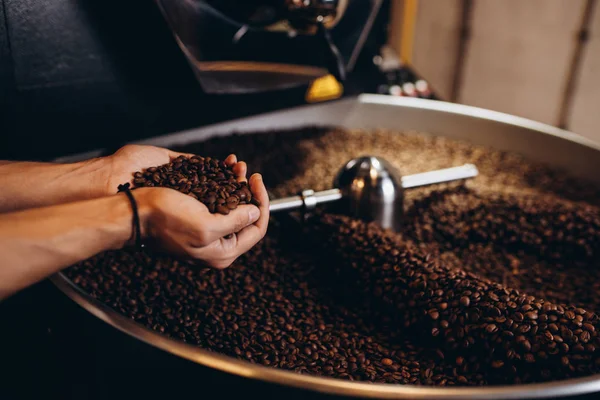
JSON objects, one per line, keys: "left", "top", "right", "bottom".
{"left": 249, "top": 206, "right": 260, "bottom": 222}
{"left": 251, "top": 173, "right": 262, "bottom": 183}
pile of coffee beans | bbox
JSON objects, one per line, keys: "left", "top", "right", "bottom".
{"left": 403, "top": 187, "right": 600, "bottom": 307}
{"left": 130, "top": 155, "right": 259, "bottom": 214}
{"left": 313, "top": 212, "right": 600, "bottom": 384}
{"left": 66, "top": 127, "right": 600, "bottom": 386}
{"left": 405, "top": 186, "right": 600, "bottom": 264}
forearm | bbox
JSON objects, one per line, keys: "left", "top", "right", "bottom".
{"left": 0, "top": 158, "right": 110, "bottom": 213}
{"left": 0, "top": 194, "right": 142, "bottom": 299}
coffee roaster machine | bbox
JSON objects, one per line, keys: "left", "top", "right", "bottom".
{"left": 155, "top": 0, "right": 383, "bottom": 93}
{"left": 45, "top": 96, "right": 600, "bottom": 400}
{"left": 4, "top": 1, "right": 600, "bottom": 400}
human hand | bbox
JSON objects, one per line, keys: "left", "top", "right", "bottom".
{"left": 103, "top": 144, "right": 248, "bottom": 195}
{"left": 134, "top": 173, "right": 269, "bottom": 269}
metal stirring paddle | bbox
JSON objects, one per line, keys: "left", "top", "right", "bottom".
{"left": 269, "top": 156, "right": 479, "bottom": 232}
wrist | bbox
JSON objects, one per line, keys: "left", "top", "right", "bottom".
{"left": 105, "top": 188, "right": 154, "bottom": 250}
{"left": 76, "top": 156, "right": 116, "bottom": 199}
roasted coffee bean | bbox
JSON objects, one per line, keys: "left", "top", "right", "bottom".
{"left": 514, "top": 313, "right": 524, "bottom": 322}
{"left": 68, "top": 127, "right": 600, "bottom": 387}
{"left": 217, "top": 205, "right": 230, "bottom": 215}
{"left": 460, "top": 297, "right": 470, "bottom": 307}
{"left": 227, "top": 196, "right": 240, "bottom": 210}
{"left": 428, "top": 310, "right": 440, "bottom": 320}
{"left": 525, "top": 311, "right": 538, "bottom": 320}
{"left": 520, "top": 340, "right": 532, "bottom": 352}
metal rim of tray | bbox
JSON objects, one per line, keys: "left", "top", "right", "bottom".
{"left": 52, "top": 95, "right": 600, "bottom": 399}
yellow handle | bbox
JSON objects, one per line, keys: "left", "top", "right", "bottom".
{"left": 306, "top": 75, "right": 344, "bottom": 103}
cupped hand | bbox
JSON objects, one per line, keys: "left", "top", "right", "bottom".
{"left": 104, "top": 144, "right": 248, "bottom": 194}
{"left": 134, "top": 173, "right": 270, "bottom": 270}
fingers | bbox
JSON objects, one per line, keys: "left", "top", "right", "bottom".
{"left": 233, "top": 161, "right": 247, "bottom": 183}
{"left": 200, "top": 173, "right": 270, "bottom": 266}
{"left": 213, "top": 174, "right": 269, "bottom": 250}
{"left": 200, "top": 204, "right": 261, "bottom": 243}
{"left": 183, "top": 174, "right": 270, "bottom": 269}
{"left": 224, "top": 222, "right": 263, "bottom": 259}
{"left": 224, "top": 154, "right": 237, "bottom": 166}
{"left": 190, "top": 226, "right": 260, "bottom": 269}
{"left": 223, "top": 174, "right": 269, "bottom": 256}
{"left": 224, "top": 154, "right": 247, "bottom": 183}
{"left": 249, "top": 173, "right": 270, "bottom": 235}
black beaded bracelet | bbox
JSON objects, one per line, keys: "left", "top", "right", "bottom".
{"left": 117, "top": 183, "right": 145, "bottom": 250}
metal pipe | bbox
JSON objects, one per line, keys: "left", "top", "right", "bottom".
{"left": 269, "top": 163, "right": 478, "bottom": 213}
{"left": 401, "top": 163, "right": 478, "bottom": 189}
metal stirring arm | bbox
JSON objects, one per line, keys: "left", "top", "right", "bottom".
{"left": 269, "top": 163, "right": 479, "bottom": 213}
{"left": 270, "top": 189, "right": 343, "bottom": 213}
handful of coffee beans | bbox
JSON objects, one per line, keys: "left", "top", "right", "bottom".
{"left": 130, "top": 155, "right": 260, "bottom": 214}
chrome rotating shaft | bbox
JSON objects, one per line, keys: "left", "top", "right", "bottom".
{"left": 269, "top": 156, "right": 479, "bottom": 232}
